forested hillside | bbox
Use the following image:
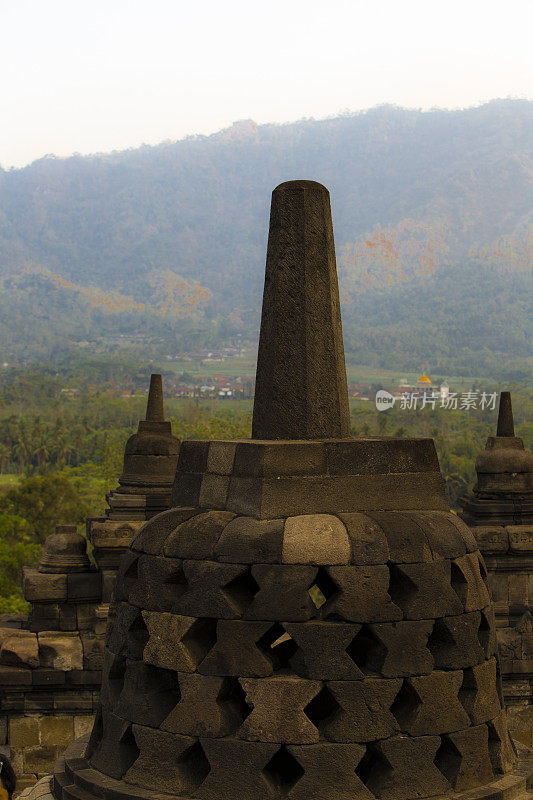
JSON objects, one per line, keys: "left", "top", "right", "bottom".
{"left": 0, "top": 100, "right": 531, "bottom": 377}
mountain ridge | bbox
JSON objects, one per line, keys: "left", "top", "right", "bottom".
{"left": 0, "top": 99, "right": 531, "bottom": 377}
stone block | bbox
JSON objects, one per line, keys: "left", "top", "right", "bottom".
{"left": 215, "top": 517, "right": 284, "bottom": 563}
{"left": 321, "top": 678, "right": 401, "bottom": 741}
{"left": 479, "top": 607, "right": 499, "bottom": 659}
{"left": 197, "top": 739, "right": 279, "bottom": 800}
{"left": 324, "top": 565, "right": 402, "bottom": 622}
{"left": 233, "top": 441, "right": 327, "bottom": 478}
{"left": 199, "top": 620, "right": 274, "bottom": 677}
{"left": 337, "top": 513, "right": 389, "bottom": 564}
{"left": 58, "top": 604, "right": 78, "bottom": 631}
{"left": 227, "top": 472, "right": 448, "bottom": 520}
{"left": 286, "top": 743, "right": 373, "bottom": 800}
{"left": 509, "top": 573, "right": 528, "bottom": 607}
{"left": 67, "top": 572, "right": 101, "bottom": 602}
{"left": 176, "top": 440, "right": 210, "bottom": 474}
{"left": 508, "top": 525, "right": 533, "bottom": 553}
{"left": 126, "top": 726, "right": 208, "bottom": 795}
{"left": 161, "top": 674, "right": 247, "bottom": 737}
{"left": 282, "top": 515, "right": 351, "bottom": 565}
{"left": 207, "top": 441, "right": 237, "bottom": 475}
{"left": 176, "top": 560, "right": 257, "bottom": 618}
{"left": 29, "top": 604, "right": 61, "bottom": 632}
{"left": 24, "top": 693, "right": 54, "bottom": 712}
{"left": 143, "top": 611, "right": 216, "bottom": 672}
{"left": 23, "top": 745, "right": 60, "bottom": 774}
{"left": 368, "top": 513, "right": 433, "bottom": 563}
{"left": 40, "top": 716, "right": 74, "bottom": 747}
{"left": 126, "top": 555, "right": 181, "bottom": 612}
{"left": 114, "top": 659, "right": 180, "bottom": 728}
{"left": 0, "top": 666, "right": 32, "bottom": 685}
{"left": 0, "top": 717, "right": 6, "bottom": 745}
{"left": 164, "top": 511, "right": 236, "bottom": 559}
{"left": 362, "top": 735, "right": 450, "bottom": 800}
{"left": 198, "top": 474, "right": 230, "bottom": 508}
{"left": 76, "top": 605, "right": 97, "bottom": 631}
{"left": 9, "top": 716, "right": 40, "bottom": 747}
{"left": 371, "top": 621, "right": 434, "bottom": 677}
{"left": 447, "top": 514, "right": 479, "bottom": 552}
{"left": 436, "top": 724, "right": 494, "bottom": 790}
{"left": 171, "top": 472, "right": 203, "bottom": 508}
{"left": 131, "top": 508, "right": 199, "bottom": 555}
{"left": 74, "top": 716, "right": 95, "bottom": 739}
{"left": 22, "top": 569, "right": 67, "bottom": 602}
{"left": 388, "top": 561, "right": 463, "bottom": 620}
{"left": 460, "top": 658, "right": 502, "bottom": 725}
{"left": 452, "top": 553, "right": 490, "bottom": 612}
{"left": 0, "top": 630, "right": 39, "bottom": 669}
{"left": 429, "top": 612, "right": 486, "bottom": 670}
{"left": 415, "top": 512, "right": 469, "bottom": 559}
{"left": 245, "top": 565, "right": 316, "bottom": 621}
{"left": 284, "top": 621, "right": 366, "bottom": 680}
{"left": 393, "top": 670, "right": 470, "bottom": 735}
{"left": 81, "top": 633, "right": 104, "bottom": 671}
{"left": 473, "top": 526, "right": 509, "bottom": 554}
{"left": 38, "top": 632, "right": 83, "bottom": 671}
{"left": 238, "top": 675, "right": 321, "bottom": 743}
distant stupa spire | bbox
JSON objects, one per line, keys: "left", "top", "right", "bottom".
{"left": 497, "top": 391, "right": 515, "bottom": 437}
{"left": 145, "top": 374, "right": 165, "bottom": 422}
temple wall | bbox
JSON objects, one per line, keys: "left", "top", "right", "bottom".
{"left": 473, "top": 523, "right": 533, "bottom": 746}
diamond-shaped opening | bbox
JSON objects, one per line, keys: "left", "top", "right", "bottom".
{"left": 218, "top": 676, "right": 252, "bottom": 723}
{"left": 263, "top": 745, "right": 304, "bottom": 793}
{"left": 390, "top": 679, "right": 421, "bottom": 729}
{"left": 223, "top": 567, "right": 260, "bottom": 612}
{"left": 107, "top": 653, "right": 127, "bottom": 706}
{"left": 478, "top": 610, "right": 491, "bottom": 654}
{"left": 127, "top": 663, "right": 181, "bottom": 725}
{"left": 257, "top": 623, "right": 299, "bottom": 670}
{"left": 434, "top": 735, "right": 461, "bottom": 786}
{"left": 478, "top": 555, "right": 489, "bottom": 583}
{"left": 181, "top": 617, "right": 218, "bottom": 664}
{"left": 346, "top": 625, "right": 385, "bottom": 673}
{"left": 308, "top": 567, "right": 339, "bottom": 610}
{"left": 164, "top": 566, "right": 189, "bottom": 598}
{"left": 127, "top": 612, "right": 150, "bottom": 658}
{"left": 458, "top": 667, "right": 476, "bottom": 716}
{"left": 176, "top": 741, "right": 211, "bottom": 789}
{"left": 304, "top": 686, "right": 340, "bottom": 729}
{"left": 450, "top": 562, "right": 468, "bottom": 606}
{"left": 355, "top": 744, "right": 392, "bottom": 794}
{"left": 427, "top": 618, "right": 455, "bottom": 662}
{"left": 122, "top": 558, "right": 139, "bottom": 600}
{"left": 118, "top": 727, "right": 141, "bottom": 777}
{"left": 388, "top": 564, "right": 418, "bottom": 609}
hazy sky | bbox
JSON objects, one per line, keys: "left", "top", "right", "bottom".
{"left": 2, "top": 0, "right": 531, "bottom": 168}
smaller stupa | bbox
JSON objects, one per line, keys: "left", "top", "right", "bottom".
{"left": 87, "top": 374, "right": 180, "bottom": 606}
{"left": 460, "top": 392, "right": 533, "bottom": 526}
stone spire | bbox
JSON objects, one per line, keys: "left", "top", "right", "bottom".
{"left": 460, "top": 391, "right": 533, "bottom": 526}
{"left": 252, "top": 180, "right": 350, "bottom": 440}
{"left": 497, "top": 391, "right": 514, "bottom": 437}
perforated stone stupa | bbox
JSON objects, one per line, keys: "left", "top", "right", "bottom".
{"left": 29, "top": 181, "right": 533, "bottom": 800}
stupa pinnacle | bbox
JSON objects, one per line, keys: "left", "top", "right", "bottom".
{"left": 252, "top": 181, "right": 350, "bottom": 439}
{"left": 24, "top": 183, "right": 533, "bottom": 800}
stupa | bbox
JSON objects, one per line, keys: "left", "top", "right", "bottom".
{"left": 26, "top": 181, "right": 533, "bottom": 800}
{"left": 460, "top": 392, "right": 533, "bottom": 526}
